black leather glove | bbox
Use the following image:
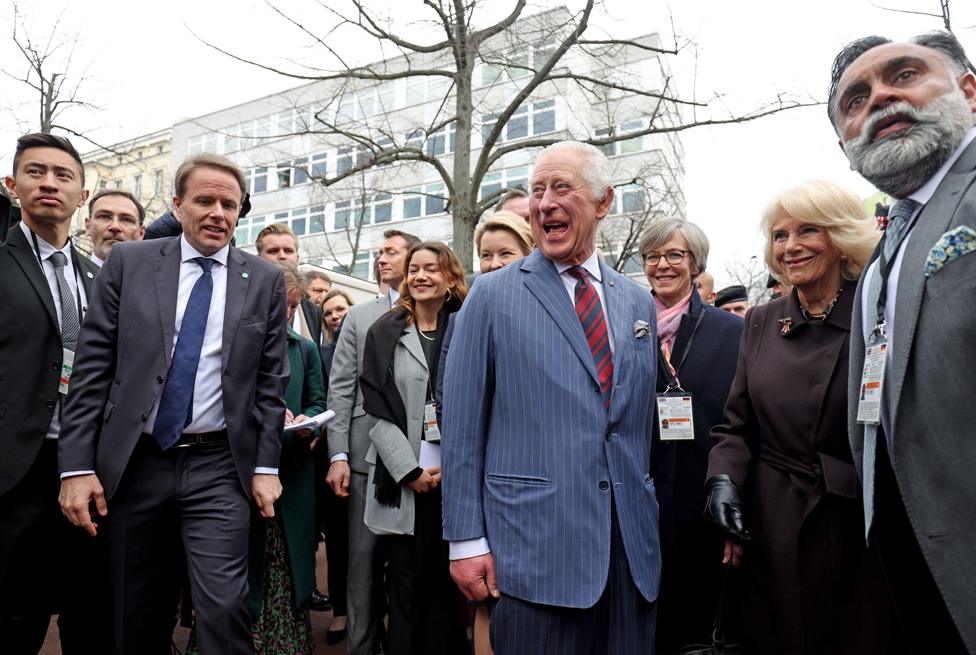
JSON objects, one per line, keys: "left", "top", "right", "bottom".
{"left": 703, "top": 475, "right": 751, "bottom": 542}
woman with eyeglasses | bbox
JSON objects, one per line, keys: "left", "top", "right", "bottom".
{"left": 640, "top": 218, "right": 744, "bottom": 653}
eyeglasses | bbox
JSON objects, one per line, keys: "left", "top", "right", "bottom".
{"left": 644, "top": 250, "right": 689, "bottom": 266}
{"left": 92, "top": 214, "right": 140, "bottom": 227}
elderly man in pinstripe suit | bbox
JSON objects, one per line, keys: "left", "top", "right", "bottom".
{"left": 442, "top": 141, "right": 661, "bottom": 653}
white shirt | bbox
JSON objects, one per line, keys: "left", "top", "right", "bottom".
{"left": 860, "top": 126, "right": 976, "bottom": 435}
{"left": 19, "top": 221, "right": 89, "bottom": 440}
{"left": 90, "top": 253, "right": 104, "bottom": 268}
{"left": 450, "top": 248, "right": 614, "bottom": 561}
{"left": 145, "top": 236, "right": 229, "bottom": 436}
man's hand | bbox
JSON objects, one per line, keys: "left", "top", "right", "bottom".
{"left": 449, "top": 553, "right": 501, "bottom": 602}
{"left": 407, "top": 466, "right": 441, "bottom": 494}
{"left": 289, "top": 413, "right": 314, "bottom": 439}
{"left": 59, "top": 474, "right": 107, "bottom": 537}
{"left": 252, "top": 473, "right": 282, "bottom": 518}
{"left": 723, "top": 539, "right": 744, "bottom": 568}
{"left": 327, "top": 460, "right": 351, "bottom": 497}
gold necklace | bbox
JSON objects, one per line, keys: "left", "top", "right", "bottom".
{"left": 799, "top": 286, "right": 844, "bottom": 321}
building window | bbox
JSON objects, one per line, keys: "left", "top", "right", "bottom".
{"left": 133, "top": 175, "right": 142, "bottom": 199}
{"left": 596, "top": 120, "right": 645, "bottom": 157}
{"left": 153, "top": 169, "right": 164, "bottom": 196}
{"left": 291, "top": 207, "right": 308, "bottom": 236}
{"left": 114, "top": 180, "right": 123, "bottom": 190}
{"left": 402, "top": 187, "right": 422, "bottom": 219}
{"left": 276, "top": 163, "right": 292, "bottom": 189}
{"left": 187, "top": 133, "right": 218, "bottom": 156}
{"left": 235, "top": 215, "right": 265, "bottom": 246}
{"left": 98, "top": 180, "right": 108, "bottom": 191}
{"left": 246, "top": 167, "right": 268, "bottom": 194}
{"left": 611, "top": 183, "right": 647, "bottom": 215}
{"left": 309, "top": 205, "right": 326, "bottom": 234}
{"left": 311, "top": 152, "right": 328, "bottom": 179}
{"left": 374, "top": 192, "right": 392, "bottom": 223}
{"left": 478, "top": 166, "right": 528, "bottom": 202}
{"left": 481, "top": 99, "right": 555, "bottom": 144}
{"left": 336, "top": 145, "right": 372, "bottom": 176}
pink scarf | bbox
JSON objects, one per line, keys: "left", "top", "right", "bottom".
{"left": 655, "top": 292, "right": 692, "bottom": 359}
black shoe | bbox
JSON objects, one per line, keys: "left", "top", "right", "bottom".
{"left": 325, "top": 624, "right": 347, "bottom": 645}
{"left": 307, "top": 590, "right": 332, "bottom": 612}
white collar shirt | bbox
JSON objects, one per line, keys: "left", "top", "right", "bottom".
{"left": 19, "top": 221, "right": 89, "bottom": 439}
{"left": 554, "top": 248, "right": 614, "bottom": 352}
{"left": 145, "top": 236, "right": 229, "bottom": 435}
{"left": 860, "top": 125, "right": 976, "bottom": 433}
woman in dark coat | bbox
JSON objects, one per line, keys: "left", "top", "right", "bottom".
{"left": 641, "top": 218, "right": 743, "bottom": 653}
{"left": 704, "top": 180, "right": 898, "bottom": 654}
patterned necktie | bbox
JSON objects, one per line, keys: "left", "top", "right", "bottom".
{"left": 153, "top": 257, "right": 215, "bottom": 450}
{"left": 568, "top": 266, "right": 613, "bottom": 409}
{"left": 49, "top": 251, "right": 80, "bottom": 352}
{"left": 861, "top": 197, "right": 920, "bottom": 539}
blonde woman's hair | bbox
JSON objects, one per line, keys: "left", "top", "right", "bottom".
{"left": 474, "top": 210, "right": 535, "bottom": 256}
{"left": 760, "top": 180, "right": 880, "bottom": 281}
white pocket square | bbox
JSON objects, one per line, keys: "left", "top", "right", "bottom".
{"left": 924, "top": 225, "right": 976, "bottom": 277}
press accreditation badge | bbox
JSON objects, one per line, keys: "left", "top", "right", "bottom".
{"left": 423, "top": 402, "right": 441, "bottom": 443}
{"left": 856, "top": 337, "right": 888, "bottom": 425}
{"left": 59, "top": 348, "right": 75, "bottom": 395}
{"left": 656, "top": 393, "right": 695, "bottom": 441}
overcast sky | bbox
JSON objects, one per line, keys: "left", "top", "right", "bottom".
{"left": 2, "top": 0, "right": 973, "bottom": 287}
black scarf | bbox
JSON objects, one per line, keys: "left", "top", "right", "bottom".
{"left": 360, "top": 304, "right": 453, "bottom": 507}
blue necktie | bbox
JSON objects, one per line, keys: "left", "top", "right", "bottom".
{"left": 861, "top": 198, "right": 920, "bottom": 539}
{"left": 153, "top": 257, "right": 214, "bottom": 450}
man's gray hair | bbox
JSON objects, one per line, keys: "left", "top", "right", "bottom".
{"left": 536, "top": 141, "right": 613, "bottom": 202}
{"left": 638, "top": 218, "right": 710, "bottom": 273}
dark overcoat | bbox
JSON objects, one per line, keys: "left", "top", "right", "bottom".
{"left": 650, "top": 288, "right": 743, "bottom": 652}
{"left": 706, "top": 281, "right": 896, "bottom": 654}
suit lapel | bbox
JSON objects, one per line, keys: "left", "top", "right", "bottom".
{"left": 600, "top": 260, "right": 630, "bottom": 392}
{"left": 154, "top": 238, "right": 183, "bottom": 368}
{"left": 400, "top": 327, "right": 428, "bottom": 373}
{"left": 889, "top": 142, "right": 976, "bottom": 430}
{"left": 7, "top": 225, "right": 59, "bottom": 331}
{"left": 223, "top": 247, "right": 250, "bottom": 373}
{"left": 72, "top": 245, "right": 99, "bottom": 300}
{"left": 520, "top": 251, "right": 600, "bottom": 387}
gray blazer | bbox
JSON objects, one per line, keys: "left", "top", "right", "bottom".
{"left": 848, "top": 138, "right": 976, "bottom": 651}
{"left": 363, "top": 327, "right": 428, "bottom": 536}
{"left": 326, "top": 294, "right": 393, "bottom": 473}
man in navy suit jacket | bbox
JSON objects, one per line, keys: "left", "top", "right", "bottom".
{"left": 442, "top": 141, "right": 661, "bottom": 653}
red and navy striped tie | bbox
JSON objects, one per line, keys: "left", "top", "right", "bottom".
{"left": 568, "top": 266, "right": 613, "bottom": 408}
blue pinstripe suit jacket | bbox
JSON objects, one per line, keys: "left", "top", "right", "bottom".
{"left": 442, "top": 250, "right": 661, "bottom": 608}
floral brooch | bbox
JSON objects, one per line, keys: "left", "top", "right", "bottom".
{"left": 778, "top": 317, "right": 793, "bottom": 336}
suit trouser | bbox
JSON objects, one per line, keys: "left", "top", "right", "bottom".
{"left": 347, "top": 469, "right": 387, "bottom": 655}
{"left": 490, "top": 500, "right": 657, "bottom": 655}
{"left": 110, "top": 438, "right": 253, "bottom": 655}
{"left": 873, "top": 436, "right": 966, "bottom": 655}
{"left": 315, "top": 451, "right": 349, "bottom": 616}
{"left": 384, "top": 489, "right": 468, "bottom": 655}
{"left": 0, "top": 439, "right": 113, "bottom": 655}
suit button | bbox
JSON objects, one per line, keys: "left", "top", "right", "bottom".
{"left": 141, "top": 414, "right": 149, "bottom": 422}
{"left": 594, "top": 385, "right": 600, "bottom": 393}
{"left": 45, "top": 399, "right": 56, "bottom": 409}
{"left": 599, "top": 480, "right": 609, "bottom": 491}
{"left": 605, "top": 431, "right": 613, "bottom": 441}
{"left": 51, "top": 362, "right": 60, "bottom": 371}
{"left": 156, "top": 375, "right": 164, "bottom": 384}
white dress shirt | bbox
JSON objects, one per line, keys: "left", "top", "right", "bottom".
{"left": 450, "top": 248, "right": 613, "bottom": 561}
{"left": 19, "top": 221, "right": 89, "bottom": 440}
{"left": 145, "top": 236, "right": 229, "bottom": 436}
{"left": 860, "top": 126, "right": 976, "bottom": 435}
{"left": 90, "top": 253, "right": 104, "bottom": 268}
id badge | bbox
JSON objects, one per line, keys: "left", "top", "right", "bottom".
{"left": 59, "top": 348, "right": 75, "bottom": 395}
{"left": 423, "top": 402, "right": 441, "bottom": 443}
{"left": 856, "top": 334, "right": 888, "bottom": 425}
{"left": 656, "top": 392, "right": 695, "bottom": 441}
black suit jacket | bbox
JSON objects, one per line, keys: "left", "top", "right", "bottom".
{"left": 300, "top": 297, "right": 323, "bottom": 347}
{"left": 0, "top": 225, "right": 100, "bottom": 496}
{"left": 59, "top": 236, "right": 289, "bottom": 498}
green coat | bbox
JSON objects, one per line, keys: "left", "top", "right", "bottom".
{"left": 248, "top": 328, "right": 327, "bottom": 613}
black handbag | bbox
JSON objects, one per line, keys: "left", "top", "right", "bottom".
{"left": 678, "top": 562, "right": 740, "bottom": 655}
